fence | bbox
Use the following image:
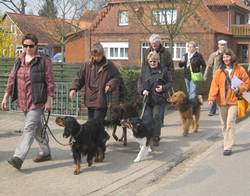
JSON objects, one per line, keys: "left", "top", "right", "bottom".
{"left": 0, "top": 58, "right": 82, "bottom": 116}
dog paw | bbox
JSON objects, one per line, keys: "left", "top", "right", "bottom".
{"left": 88, "top": 161, "right": 93, "bottom": 167}
{"left": 74, "top": 169, "right": 80, "bottom": 175}
{"left": 133, "top": 157, "right": 141, "bottom": 162}
{"left": 148, "top": 147, "right": 152, "bottom": 152}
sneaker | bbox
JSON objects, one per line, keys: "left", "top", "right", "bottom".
{"left": 223, "top": 150, "right": 232, "bottom": 156}
{"left": 33, "top": 154, "right": 52, "bottom": 162}
{"left": 208, "top": 112, "right": 215, "bottom": 116}
{"left": 7, "top": 157, "right": 23, "bottom": 170}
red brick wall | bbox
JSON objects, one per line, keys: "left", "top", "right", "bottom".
{"left": 65, "top": 31, "right": 90, "bottom": 62}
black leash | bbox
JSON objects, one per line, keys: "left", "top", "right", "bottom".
{"left": 41, "top": 111, "right": 72, "bottom": 146}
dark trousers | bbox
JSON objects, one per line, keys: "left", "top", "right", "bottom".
{"left": 209, "top": 102, "right": 217, "bottom": 114}
{"left": 142, "top": 104, "right": 163, "bottom": 138}
{"left": 87, "top": 108, "right": 107, "bottom": 122}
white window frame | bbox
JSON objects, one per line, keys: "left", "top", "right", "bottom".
{"left": 15, "top": 45, "right": 23, "bottom": 56}
{"left": 101, "top": 42, "right": 128, "bottom": 60}
{"left": 118, "top": 10, "right": 128, "bottom": 26}
{"left": 10, "top": 23, "right": 17, "bottom": 34}
{"left": 140, "top": 42, "right": 187, "bottom": 62}
{"left": 152, "top": 9, "right": 177, "bottom": 25}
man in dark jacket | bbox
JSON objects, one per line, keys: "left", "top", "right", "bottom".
{"left": 142, "top": 34, "right": 174, "bottom": 125}
{"left": 69, "top": 43, "right": 121, "bottom": 121}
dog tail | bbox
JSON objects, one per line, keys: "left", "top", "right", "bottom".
{"left": 197, "top": 95, "right": 203, "bottom": 105}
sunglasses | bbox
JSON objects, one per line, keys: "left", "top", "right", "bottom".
{"left": 23, "top": 44, "right": 35, "bottom": 48}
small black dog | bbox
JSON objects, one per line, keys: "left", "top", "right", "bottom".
{"left": 56, "top": 116, "right": 110, "bottom": 175}
{"left": 121, "top": 117, "right": 154, "bottom": 162}
{"left": 104, "top": 102, "right": 140, "bottom": 145}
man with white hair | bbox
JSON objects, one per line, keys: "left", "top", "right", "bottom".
{"left": 141, "top": 33, "right": 174, "bottom": 146}
{"left": 204, "top": 39, "right": 228, "bottom": 116}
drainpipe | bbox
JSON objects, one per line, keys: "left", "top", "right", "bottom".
{"left": 227, "top": 5, "right": 231, "bottom": 32}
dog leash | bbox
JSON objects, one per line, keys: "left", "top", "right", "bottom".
{"left": 105, "top": 91, "right": 112, "bottom": 122}
{"left": 140, "top": 95, "right": 148, "bottom": 119}
{"left": 41, "top": 111, "right": 73, "bottom": 146}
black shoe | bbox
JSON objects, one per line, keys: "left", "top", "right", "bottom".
{"left": 33, "top": 154, "right": 52, "bottom": 162}
{"left": 223, "top": 150, "right": 232, "bottom": 156}
{"left": 7, "top": 157, "right": 23, "bottom": 170}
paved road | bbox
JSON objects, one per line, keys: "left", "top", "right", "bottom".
{"left": 136, "top": 112, "right": 250, "bottom": 196}
{"left": 0, "top": 92, "right": 250, "bottom": 196}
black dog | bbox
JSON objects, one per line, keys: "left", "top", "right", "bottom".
{"left": 55, "top": 116, "right": 110, "bottom": 175}
{"left": 104, "top": 102, "right": 140, "bottom": 146}
{"left": 121, "top": 117, "right": 154, "bottom": 162}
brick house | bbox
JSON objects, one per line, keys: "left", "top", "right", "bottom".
{"left": 65, "top": 0, "right": 250, "bottom": 66}
{"left": 1, "top": 12, "right": 74, "bottom": 58}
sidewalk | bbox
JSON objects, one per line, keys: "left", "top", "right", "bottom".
{"left": 0, "top": 93, "right": 250, "bottom": 196}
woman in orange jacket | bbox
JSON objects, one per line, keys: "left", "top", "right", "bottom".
{"left": 208, "top": 49, "right": 249, "bottom": 156}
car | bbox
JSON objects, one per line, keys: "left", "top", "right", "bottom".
{"left": 52, "top": 52, "right": 63, "bottom": 63}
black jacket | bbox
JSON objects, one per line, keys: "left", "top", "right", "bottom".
{"left": 138, "top": 65, "right": 172, "bottom": 105}
{"left": 178, "top": 52, "right": 206, "bottom": 80}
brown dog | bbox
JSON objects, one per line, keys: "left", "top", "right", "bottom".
{"left": 168, "top": 91, "right": 203, "bottom": 136}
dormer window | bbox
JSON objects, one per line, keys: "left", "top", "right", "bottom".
{"left": 118, "top": 10, "right": 128, "bottom": 26}
{"left": 152, "top": 9, "right": 177, "bottom": 25}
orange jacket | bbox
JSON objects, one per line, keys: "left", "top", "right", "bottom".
{"left": 208, "top": 64, "right": 249, "bottom": 106}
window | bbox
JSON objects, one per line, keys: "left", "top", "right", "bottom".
{"left": 15, "top": 45, "right": 23, "bottom": 55}
{"left": 118, "top": 10, "right": 128, "bottom": 26}
{"left": 10, "top": 23, "right": 17, "bottom": 34}
{"left": 101, "top": 42, "right": 128, "bottom": 60}
{"left": 140, "top": 42, "right": 187, "bottom": 63}
{"left": 152, "top": 9, "right": 177, "bottom": 25}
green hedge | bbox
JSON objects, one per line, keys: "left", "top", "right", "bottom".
{"left": 119, "top": 68, "right": 212, "bottom": 103}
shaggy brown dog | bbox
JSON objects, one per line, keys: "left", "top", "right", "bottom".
{"left": 168, "top": 91, "right": 203, "bottom": 136}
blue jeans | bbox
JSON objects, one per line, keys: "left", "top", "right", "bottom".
{"left": 184, "top": 78, "right": 197, "bottom": 99}
{"left": 209, "top": 102, "right": 217, "bottom": 114}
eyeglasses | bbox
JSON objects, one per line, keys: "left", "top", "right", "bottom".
{"left": 23, "top": 44, "right": 35, "bottom": 48}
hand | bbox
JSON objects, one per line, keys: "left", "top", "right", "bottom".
{"left": 233, "top": 87, "right": 239, "bottom": 93}
{"left": 1, "top": 98, "right": 8, "bottom": 111}
{"left": 142, "top": 90, "right": 149, "bottom": 96}
{"left": 208, "top": 101, "right": 213, "bottom": 105}
{"left": 1, "top": 93, "right": 9, "bottom": 111}
{"left": 45, "top": 97, "right": 52, "bottom": 112}
{"left": 69, "top": 90, "right": 76, "bottom": 100}
{"left": 155, "top": 85, "right": 162, "bottom": 93}
{"left": 105, "top": 85, "right": 111, "bottom": 93}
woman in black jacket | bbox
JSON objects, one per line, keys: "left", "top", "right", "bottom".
{"left": 138, "top": 51, "right": 172, "bottom": 146}
{"left": 179, "top": 41, "right": 206, "bottom": 101}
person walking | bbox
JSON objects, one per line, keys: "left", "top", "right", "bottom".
{"left": 69, "top": 43, "right": 121, "bottom": 122}
{"left": 179, "top": 41, "right": 206, "bottom": 102}
{"left": 204, "top": 40, "right": 228, "bottom": 116}
{"left": 208, "top": 49, "right": 249, "bottom": 156}
{"left": 142, "top": 34, "right": 174, "bottom": 125}
{"left": 1, "top": 33, "right": 55, "bottom": 170}
{"left": 138, "top": 51, "right": 173, "bottom": 146}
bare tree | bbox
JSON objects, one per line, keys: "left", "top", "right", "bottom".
{"left": 0, "top": 0, "right": 26, "bottom": 14}
{"left": 128, "top": 0, "right": 203, "bottom": 55}
{"left": 38, "top": 0, "right": 58, "bottom": 18}
{"left": 243, "top": 0, "right": 250, "bottom": 7}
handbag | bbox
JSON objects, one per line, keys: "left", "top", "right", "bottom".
{"left": 190, "top": 65, "right": 203, "bottom": 83}
{"left": 237, "top": 96, "right": 250, "bottom": 118}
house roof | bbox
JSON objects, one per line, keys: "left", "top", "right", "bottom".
{"left": 3, "top": 12, "right": 75, "bottom": 46}
{"left": 205, "top": 0, "right": 250, "bottom": 11}
{"left": 196, "top": 2, "right": 231, "bottom": 34}
{"left": 79, "top": 10, "right": 99, "bottom": 29}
